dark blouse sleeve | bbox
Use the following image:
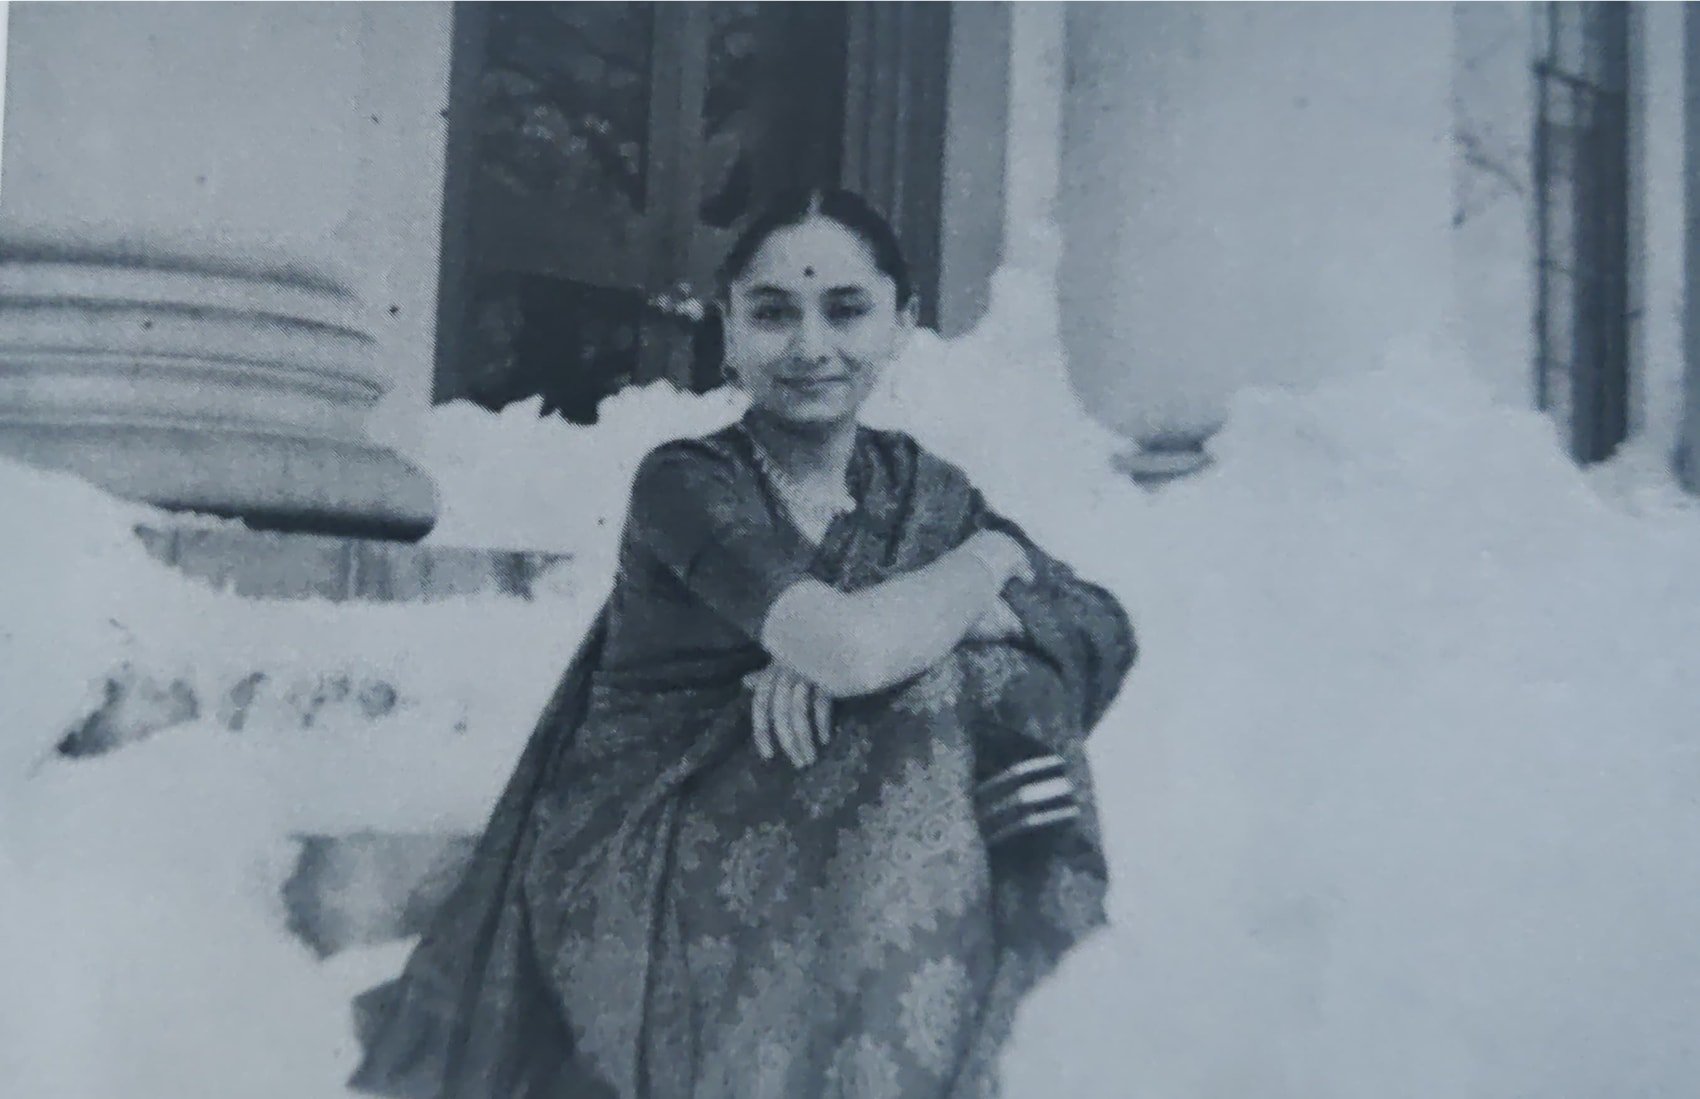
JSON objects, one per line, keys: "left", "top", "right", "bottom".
{"left": 623, "top": 440, "right": 817, "bottom": 640}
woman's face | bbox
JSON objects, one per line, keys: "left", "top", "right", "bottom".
{"left": 721, "top": 216, "right": 913, "bottom": 427}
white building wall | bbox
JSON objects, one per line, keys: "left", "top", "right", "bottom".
{"left": 1451, "top": 1, "right": 1536, "bottom": 410}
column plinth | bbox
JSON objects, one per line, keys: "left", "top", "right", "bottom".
{"left": 0, "top": 3, "right": 451, "bottom": 539}
{"left": 0, "top": 245, "right": 436, "bottom": 539}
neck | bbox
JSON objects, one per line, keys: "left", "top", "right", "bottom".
{"left": 743, "top": 408, "right": 857, "bottom": 485}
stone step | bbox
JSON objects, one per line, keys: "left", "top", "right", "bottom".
{"left": 133, "top": 520, "right": 573, "bottom": 603}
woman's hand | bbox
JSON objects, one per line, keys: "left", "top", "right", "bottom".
{"left": 965, "top": 595, "right": 1025, "bottom": 642}
{"left": 964, "top": 530, "right": 1036, "bottom": 589}
{"left": 744, "top": 663, "right": 832, "bottom": 769}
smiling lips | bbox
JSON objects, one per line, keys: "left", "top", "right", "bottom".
{"left": 779, "top": 375, "right": 851, "bottom": 391}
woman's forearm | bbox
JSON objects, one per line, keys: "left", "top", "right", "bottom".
{"left": 761, "top": 537, "right": 1018, "bottom": 696}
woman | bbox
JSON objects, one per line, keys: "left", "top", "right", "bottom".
{"left": 349, "top": 188, "right": 1136, "bottom": 1099}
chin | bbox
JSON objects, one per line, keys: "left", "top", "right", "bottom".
{"left": 762, "top": 395, "right": 862, "bottom": 427}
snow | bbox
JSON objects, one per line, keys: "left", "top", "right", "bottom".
{"left": 1003, "top": 343, "right": 1700, "bottom": 1099}
{"left": 0, "top": 468, "right": 596, "bottom": 1098}
{"left": 5, "top": 259, "right": 1700, "bottom": 1098}
{"left": 402, "top": 382, "right": 747, "bottom": 567}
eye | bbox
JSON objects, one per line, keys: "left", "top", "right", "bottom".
{"left": 749, "top": 301, "right": 799, "bottom": 326}
{"left": 825, "top": 300, "right": 872, "bottom": 325}
{"left": 823, "top": 289, "right": 873, "bottom": 325}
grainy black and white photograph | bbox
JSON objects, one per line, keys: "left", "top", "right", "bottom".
{"left": 2, "top": 2, "right": 1699, "bottom": 1097}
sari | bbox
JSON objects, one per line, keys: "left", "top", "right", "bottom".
{"left": 348, "top": 422, "right": 1136, "bottom": 1099}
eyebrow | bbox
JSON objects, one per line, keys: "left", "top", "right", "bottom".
{"left": 742, "top": 283, "right": 871, "bottom": 299}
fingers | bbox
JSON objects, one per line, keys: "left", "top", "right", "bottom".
{"left": 773, "top": 673, "right": 798, "bottom": 768}
{"left": 750, "top": 666, "right": 830, "bottom": 769}
{"left": 813, "top": 686, "right": 832, "bottom": 749}
{"left": 793, "top": 677, "right": 822, "bottom": 761}
{"left": 780, "top": 674, "right": 816, "bottom": 769}
{"left": 750, "top": 668, "right": 776, "bottom": 762}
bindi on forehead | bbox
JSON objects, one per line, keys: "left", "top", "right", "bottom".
{"left": 746, "top": 220, "right": 880, "bottom": 280}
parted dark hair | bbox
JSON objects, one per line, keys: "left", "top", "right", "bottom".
{"left": 714, "top": 187, "right": 914, "bottom": 309}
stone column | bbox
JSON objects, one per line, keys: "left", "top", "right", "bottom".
{"left": 1059, "top": 4, "right": 1459, "bottom": 452}
{"left": 0, "top": 2, "right": 445, "bottom": 539}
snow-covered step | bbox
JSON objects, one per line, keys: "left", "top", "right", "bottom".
{"left": 282, "top": 830, "right": 475, "bottom": 958}
{"left": 57, "top": 663, "right": 408, "bottom": 758}
{"left": 132, "top": 520, "right": 575, "bottom": 603}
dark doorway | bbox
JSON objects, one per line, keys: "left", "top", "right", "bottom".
{"left": 432, "top": 2, "right": 855, "bottom": 423}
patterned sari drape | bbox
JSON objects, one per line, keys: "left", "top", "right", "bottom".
{"left": 349, "top": 429, "right": 1135, "bottom": 1099}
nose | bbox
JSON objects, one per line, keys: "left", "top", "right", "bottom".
{"left": 792, "top": 310, "right": 832, "bottom": 365}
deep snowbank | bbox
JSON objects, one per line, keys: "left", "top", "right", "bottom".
{"left": 1005, "top": 348, "right": 1700, "bottom": 1098}
{"left": 0, "top": 463, "right": 596, "bottom": 1098}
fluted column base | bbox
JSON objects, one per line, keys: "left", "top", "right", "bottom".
{"left": 0, "top": 247, "right": 437, "bottom": 540}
